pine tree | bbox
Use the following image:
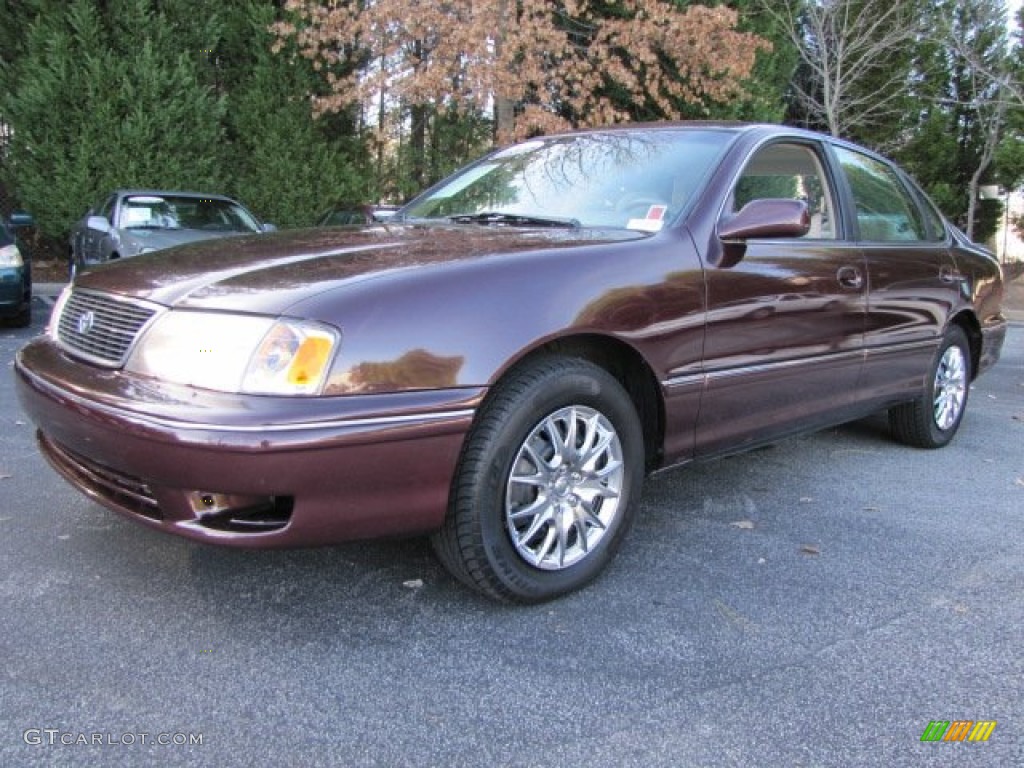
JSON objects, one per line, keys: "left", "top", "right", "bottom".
{"left": 2, "top": 0, "right": 226, "bottom": 236}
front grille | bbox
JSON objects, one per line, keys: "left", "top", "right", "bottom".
{"left": 56, "top": 290, "right": 160, "bottom": 367}
{"left": 39, "top": 434, "right": 163, "bottom": 521}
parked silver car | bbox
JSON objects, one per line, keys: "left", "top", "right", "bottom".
{"left": 69, "top": 189, "right": 274, "bottom": 277}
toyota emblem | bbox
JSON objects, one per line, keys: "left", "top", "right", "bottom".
{"left": 76, "top": 310, "right": 96, "bottom": 335}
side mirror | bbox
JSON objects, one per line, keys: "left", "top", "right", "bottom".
{"left": 718, "top": 198, "right": 810, "bottom": 242}
{"left": 7, "top": 211, "right": 35, "bottom": 230}
{"left": 262, "top": 222, "right": 277, "bottom": 233}
{"left": 86, "top": 215, "right": 111, "bottom": 233}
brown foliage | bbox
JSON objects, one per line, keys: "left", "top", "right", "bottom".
{"left": 275, "top": 0, "right": 769, "bottom": 142}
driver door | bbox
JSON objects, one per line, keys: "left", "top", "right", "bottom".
{"left": 695, "top": 140, "right": 867, "bottom": 457}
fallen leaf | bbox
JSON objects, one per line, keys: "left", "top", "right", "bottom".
{"left": 1015, "top": 478, "right": 1024, "bottom": 488}
{"left": 730, "top": 520, "right": 755, "bottom": 530}
{"left": 402, "top": 579, "right": 424, "bottom": 589}
{"left": 799, "top": 497, "right": 814, "bottom": 503}
{"left": 57, "top": 534, "right": 70, "bottom": 541}
{"left": 713, "top": 599, "right": 755, "bottom": 630}
{"left": 799, "top": 544, "right": 820, "bottom": 556}
{"left": 863, "top": 506, "right": 881, "bottom": 512}
{"left": 757, "top": 557, "right": 766, "bottom": 565}
{"left": 0, "top": 474, "right": 11, "bottom": 480}
{"left": 14, "top": 420, "right": 25, "bottom": 426}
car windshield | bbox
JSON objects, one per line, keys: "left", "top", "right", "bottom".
{"left": 402, "top": 129, "right": 734, "bottom": 231}
{"left": 117, "top": 195, "right": 261, "bottom": 233}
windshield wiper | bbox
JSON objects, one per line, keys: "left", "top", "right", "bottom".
{"left": 447, "top": 212, "right": 580, "bottom": 229}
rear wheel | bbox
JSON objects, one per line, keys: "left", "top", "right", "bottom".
{"left": 889, "top": 325, "right": 971, "bottom": 448}
{"left": 431, "top": 357, "right": 644, "bottom": 603}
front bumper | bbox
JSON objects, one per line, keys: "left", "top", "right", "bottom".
{"left": 15, "top": 338, "right": 482, "bottom": 547}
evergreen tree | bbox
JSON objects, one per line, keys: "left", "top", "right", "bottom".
{"left": 894, "top": 0, "right": 1014, "bottom": 240}
{"left": 1, "top": 0, "right": 374, "bottom": 237}
{"left": 223, "top": 1, "right": 370, "bottom": 227}
{"left": 2, "top": 0, "right": 226, "bottom": 236}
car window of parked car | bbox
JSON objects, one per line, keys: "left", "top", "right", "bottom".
{"left": 731, "top": 142, "right": 836, "bottom": 240}
{"left": 116, "top": 195, "right": 262, "bottom": 233}
{"left": 833, "top": 146, "right": 928, "bottom": 243}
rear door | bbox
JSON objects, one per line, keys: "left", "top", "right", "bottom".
{"left": 831, "top": 145, "right": 959, "bottom": 401}
{"left": 695, "top": 139, "right": 867, "bottom": 457}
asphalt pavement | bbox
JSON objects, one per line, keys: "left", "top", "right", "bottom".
{"left": 2, "top": 286, "right": 1022, "bottom": 767}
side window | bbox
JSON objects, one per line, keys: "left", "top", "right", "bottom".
{"left": 906, "top": 176, "right": 948, "bottom": 243}
{"left": 834, "top": 146, "right": 926, "bottom": 242}
{"left": 732, "top": 142, "right": 836, "bottom": 240}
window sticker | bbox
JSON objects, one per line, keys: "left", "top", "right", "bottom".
{"left": 626, "top": 204, "right": 668, "bottom": 232}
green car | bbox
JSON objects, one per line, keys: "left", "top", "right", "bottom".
{"left": 0, "top": 212, "right": 33, "bottom": 327}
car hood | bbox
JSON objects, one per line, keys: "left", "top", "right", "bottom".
{"left": 119, "top": 227, "right": 248, "bottom": 252}
{"left": 73, "top": 225, "right": 641, "bottom": 316}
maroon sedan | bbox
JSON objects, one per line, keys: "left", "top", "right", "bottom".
{"left": 15, "top": 123, "right": 1007, "bottom": 602}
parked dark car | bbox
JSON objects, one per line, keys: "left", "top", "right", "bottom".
{"left": 16, "top": 123, "right": 1007, "bottom": 602}
{"left": 315, "top": 204, "right": 400, "bottom": 227}
{"left": 68, "top": 189, "right": 274, "bottom": 277}
{"left": 0, "top": 211, "right": 35, "bottom": 327}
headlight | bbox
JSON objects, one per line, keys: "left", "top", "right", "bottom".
{"left": 124, "top": 311, "right": 339, "bottom": 395}
{"left": 0, "top": 243, "right": 23, "bottom": 267}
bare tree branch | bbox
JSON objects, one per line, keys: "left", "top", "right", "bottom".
{"left": 756, "top": 0, "right": 925, "bottom": 138}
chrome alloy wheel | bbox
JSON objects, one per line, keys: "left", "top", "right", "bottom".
{"left": 933, "top": 344, "right": 967, "bottom": 431}
{"left": 505, "top": 405, "right": 625, "bottom": 571}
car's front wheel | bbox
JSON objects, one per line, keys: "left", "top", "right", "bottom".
{"left": 431, "top": 357, "right": 644, "bottom": 603}
{"left": 889, "top": 325, "right": 971, "bottom": 448}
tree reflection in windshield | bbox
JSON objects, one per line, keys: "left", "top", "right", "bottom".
{"left": 404, "top": 129, "right": 733, "bottom": 230}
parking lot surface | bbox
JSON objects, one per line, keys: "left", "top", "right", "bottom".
{"left": 2, "top": 295, "right": 1022, "bottom": 767}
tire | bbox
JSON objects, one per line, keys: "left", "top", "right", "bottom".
{"left": 431, "top": 357, "right": 644, "bottom": 603}
{"left": 889, "top": 325, "right": 971, "bottom": 449}
{"left": 10, "top": 305, "right": 31, "bottom": 328}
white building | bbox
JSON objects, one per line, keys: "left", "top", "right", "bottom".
{"left": 989, "top": 188, "right": 1024, "bottom": 264}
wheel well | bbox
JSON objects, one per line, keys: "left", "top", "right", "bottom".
{"left": 514, "top": 335, "right": 665, "bottom": 472}
{"left": 950, "top": 312, "right": 982, "bottom": 381}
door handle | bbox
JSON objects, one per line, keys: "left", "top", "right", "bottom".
{"left": 939, "top": 265, "right": 961, "bottom": 284}
{"left": 836, "top": 265, "right": 863, "bottom": 290}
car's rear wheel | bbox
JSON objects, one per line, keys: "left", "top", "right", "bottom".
{"left": 431, "top": 357, "right": 644, "bottom": 603}
{"left": 889, "top": 325, "right": 971, "bottom": 448}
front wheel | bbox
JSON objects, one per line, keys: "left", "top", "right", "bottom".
{"left": 889, "top": 325, "right": 971, "bottom": 449}
{"left": 431, "top": 357, "right": 644, "bottom": 603}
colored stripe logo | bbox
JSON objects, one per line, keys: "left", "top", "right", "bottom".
{"left": 920, "top": 720, "right": 997, "bottom": 742}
